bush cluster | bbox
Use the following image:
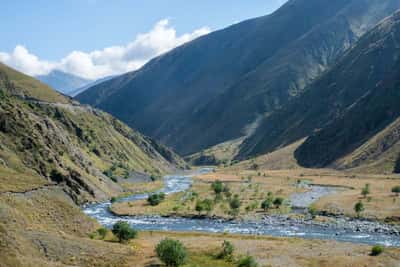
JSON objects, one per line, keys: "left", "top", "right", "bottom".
{"left": 156, "top": 238, "right": 188, "bottom": 267}
{"left": 147, "top": 192, "right": 166, "bottom": 206}
{"left": 112, "top": 221, "right": 137, "bottom": 242}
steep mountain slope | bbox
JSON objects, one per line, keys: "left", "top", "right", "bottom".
{"left": 0, "top": 64, "right": 186, "bottom": 266}
{"left": 332, "top": 118, "right": 400, "bottom": 173}
{"left": 77, "top": 0, "right": 400, "bottom": 155}
{"left": 239, "top": 11, "right": 400, "bottom": 173}
{"left": 0, "top": 63, "right": 185, "bottom": 203}
{"left": 37, "top": 70, "right": 92, "bottom": 96}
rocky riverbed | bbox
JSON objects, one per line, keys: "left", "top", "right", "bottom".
{"left": 84, "top": 169, "right": 400, "bottom": 247}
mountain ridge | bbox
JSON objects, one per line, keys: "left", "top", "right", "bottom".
{"left": 0, "top": 63, "right": 185, "bottom": 204}
{"left": 77, "top": 0, "right": 400, "bottom": 156}
{"left": 239, "top": 10, "right": 400, "bottom": 173}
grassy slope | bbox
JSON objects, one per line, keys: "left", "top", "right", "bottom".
{"left": 0, "top": 64, "right": 185, "bottom": 202}
{"left": 0, "top": 63, "right": 68, "bottom": 104}
{"left": 0, "top": 64, "right": 187, "bottom": 266}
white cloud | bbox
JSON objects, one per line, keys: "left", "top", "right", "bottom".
{"left": 0, "top": 20, "right": 210, "bottom": 80}
{"left": 0, "top": 45, "right": 55, "bottom": 76}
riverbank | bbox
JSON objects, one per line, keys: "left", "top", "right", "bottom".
{"left": 84, "top": 169, "right": 400, "bottom": 247}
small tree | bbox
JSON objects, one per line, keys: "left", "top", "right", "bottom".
{"left": 211, "top": 180, "right": 224, "bottom": 195}
{"left": 196, "top": 199, "right": 214, "bottom": 215}
{"left": 217, "top": 240, "right": 235, "bottom": 260}
{"left": 147, "top": 192, "right": 166, "bottom": 206}
{"left": 156, "top": 238, "right": 187, "bottom": 267}
{"left": 261, "top": 198, "right": 273, "bottom": 211}
{"left": 361, "top": 184, "right": 371, "bottom": 198}
{"left": 273, "top": 197, "right": 284, "bottom": 209}
{"left": 392, "top": 186, "right": 400, "bottom": 197}
{"left": 237, "top": 255, "right": 258, "bottom": 267}
{"left": 370, "top": 245, "right": 384, "bottom": 256}
{"left": 195, "top": 200, "right": 205, "bottom": 215}
{"left": 229, "top": 196, "right": 241, "bottom": 216}
{"left": 354, "top": 201, "right": 364, "bottom": 217}
{"left": 112, "top": 221, "right": 137, "bottom": 242}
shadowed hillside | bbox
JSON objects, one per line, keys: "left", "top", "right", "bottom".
{"left": 239, "top": 11, "right": 400, "bottom": 173}
{"left": 395, "top": 154, "right": 400, "bottom": 173}
{"left": 77, "top": 0, "right": 400, "bottom": 156}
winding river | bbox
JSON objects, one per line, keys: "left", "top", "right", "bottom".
{"left": 83, "top": 169, "right": 400, "bottom": 247}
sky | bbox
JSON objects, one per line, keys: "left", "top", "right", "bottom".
{"left": 0, "top": 0, "right": 287, "bottom": 80}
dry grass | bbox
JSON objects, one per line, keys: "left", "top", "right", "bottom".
{"left": 121, "top": 180, "right": 164, "bottom": 194}
{"left": 197, "top": 167, "right": 400, "bottom": 221}
{"left": 132, "top": 231, "right": 400, "bottom": 267}
{"left": 111, "top": 175, "right": 300, "bottom": 219}
{"left": 0, "top": 166, "right": 49, "bottom": 193}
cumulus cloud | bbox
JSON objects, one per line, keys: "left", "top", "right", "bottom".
{"left": 0, "top": 45, "right": 55, "bottom": 76}
{"left": 0, "top": 20, "right": 210, "bottom": 80}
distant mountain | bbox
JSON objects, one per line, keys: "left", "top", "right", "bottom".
{"left": 77, "top": 0, "right": 400, "bottom": 156}
{"left": 37, "top": 70, "right": 92, "bottom": 96}
{"left": 239, "top": 11, "right": 400, "bottom": 173}
{"left": 69, "top": 75, "right": 116, "bottom": 97}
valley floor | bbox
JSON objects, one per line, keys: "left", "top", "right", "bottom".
{"left": 2, "top": 165, "right": 400, "bottom": 266}
{"left": 112, "top": 167, "right": 400, "bottom": 223}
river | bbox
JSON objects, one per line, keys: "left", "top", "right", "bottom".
{"left": 83, "top": 168, "right": 400, "bottom": 247}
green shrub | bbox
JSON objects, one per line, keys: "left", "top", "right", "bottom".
{"left": 217, "top": 240, "right": 235, "bottom": 260}
{"left": 211, "top": 180, "right": 224, "bottom": 195}
{"left": 112, "top": 221, "right": 137, "bottom": 242}
{"left": 229, "top": 196, "right": 241, "bottom": 210}
{"left": 156, "top": 238, "right": 187, "bottom": 267}
{"left": 354, "top": 201, "right": 364, "bottom": 217}
{"left": 370, "top": 245, "right": 384, "bottom": 256}
{"left": 273, "top": 197, "right": 284, "bottom": 208}
{"left": 237, "top": 255, "right": 258, "bottom": 267}
{"left": 147, "top": 192, "right": 166, "bottom": 206}
{"left": 308, "top": 205, "right": 318, "bottom": 217}
{"left": 261, "top": 198, "right": 273, "bottom": 211}
{"left": 392, "top": 186, "right": 400, "bottom": 196}
{"left": 195, "top": 199, "right": 214, "bottom": 215}
{"left": 97, "top": 227, "right": 108, "bottom": 239}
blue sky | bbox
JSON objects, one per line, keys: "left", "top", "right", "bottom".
{"left": 0, "top": 0, "right": 287, "bottom": 79}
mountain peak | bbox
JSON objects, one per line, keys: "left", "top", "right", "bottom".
{"left": 36, "top": 70, "right": 92, "bottom": 96}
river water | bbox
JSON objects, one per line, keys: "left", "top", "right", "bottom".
{"left": 83, "top": 169, "right": 400, "bottom": 247}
